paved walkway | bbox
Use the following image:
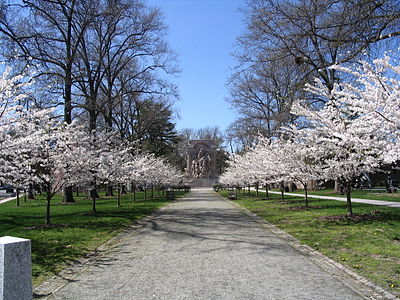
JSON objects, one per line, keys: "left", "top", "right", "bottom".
{"left": 264, "top": 190, "right": 400, "bottom": 208}
{"left": 46, "top": 190, "right": 374, "bottom": 300}
{"left": 0, "top": 195, "right": 17, "bottom": 204}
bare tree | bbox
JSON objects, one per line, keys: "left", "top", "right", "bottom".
{"left": 227, "top": 0, "right": 400, "bottom": 146}
{"left": 238, "top": 0, "right": 400, "bottom": 90}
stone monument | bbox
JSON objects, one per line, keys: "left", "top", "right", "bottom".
{"left": 184, "top": 140, "right": 218, "bottom": 187}
{"left": 0, "top": 236, "right": 32, "bottom": 300}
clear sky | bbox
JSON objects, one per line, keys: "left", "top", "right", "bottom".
{"left": 146, "top": 0, "right": 245, "bottom": 132}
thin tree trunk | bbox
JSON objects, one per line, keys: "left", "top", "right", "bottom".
{"left": 16, "top": 188, "right": 20, "bottom": 207}
{"left": 45, "top": 193, "right": 52, "bottom": 225}
{"left": 265, "top": 183, "right": 269, "bottom": 199}
{"left": 304, "top": 183, "right": 308, "bottom": 207}
{"left": 255, "top": 182, "right": 259, "bottom": 197}
{"left": 248, "top": 184, "right": 251, "bottom": 195}
{"left": 24, "top": 189, "right": 27, "bottom": 202}
{"left": 117, "top": 185, "right": 121, "bottom": 207}
{"left": 280, "top": 182, "right": 285, "bottom": 200}
{"left": 345, "top": 182, "right": 353, "bottom": 216}
{"left": 151, "top": 185, "right": 154, "bottom": 198}
{"left": 92, "top": 194, "right": 97, "bottom": 213}
{"left": 144, "top": 187, "right": 147, "bottom": 201}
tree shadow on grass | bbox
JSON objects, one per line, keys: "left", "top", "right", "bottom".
{"left": 31, "top": 238, "right": 91, "bottom": 279}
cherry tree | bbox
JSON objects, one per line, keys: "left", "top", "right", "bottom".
{"left": 329, "top": 55, "right": 400, "bottom": 162}
{"left": 288, "top": 76, "right": 391, "bottom": 215}
{"left": 219, "top": 152, "right": 256, "bottom": 195}
{"left": 0, "top": 65, "right": 31, "bottom": 203}
{"left": 3, "top": 109, "right": 86, "bottom": 224}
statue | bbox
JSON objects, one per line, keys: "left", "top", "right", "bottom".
{"left": 191, "top": 147, "right": 211, "bottom": 178}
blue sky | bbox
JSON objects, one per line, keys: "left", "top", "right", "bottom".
{"left": 146, "top": 0, "right": 245, "bottom": 132}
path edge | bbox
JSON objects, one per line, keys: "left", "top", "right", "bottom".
{"left": 216, "top": 192, "right": 399, "bottom": 300}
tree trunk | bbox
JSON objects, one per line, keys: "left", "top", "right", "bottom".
{"left": 151, "top": 185, "right": 154, "bottom": 198}
{"left": 87, "top": 188, "right": 99, "bottom": 199}
{"left": 334, "top": 180, "right": 341, "bottom": 193}
{"left": 117, "top": 185, "right": 121, "bottom": 207}
{"left": 28, "top": 183, "right": 35, "bottom": 200}
{"left": 265, "top": 183, "right": 269, "bottom": 199}
{"left": 105, "top": 184, "right": 114, "bottom": 196}
{"left": 345, "top": 182, "right": 353, "bottom": 216}
{"left": 304, "top": 183, "right": 308, "bottom": 207}
{"left": 121, "top": 185, "right": 127, "bottom": 194}
{"left": 89, "top": 109, "right": 97, "bottom": 131}
{"left": 248, "top": 184, "right": 251, "bottom": 195}
{"left": 144, "top": 188, "right": 147, "bottom": 201}
{"left": 280, "top": 182, "right": 285, "bottom": 200}
{"left": 64, "top": 63, "right": 73, "bottom": 125}
{"left": 92, "top": 194, "right": 97, "bottom": 213}
{"left": 16, "top": 188, "right": 20, "bottom": 207}
{"left": 92, "top": 188, "right": 100, "bottom": 199}
{"left": 24, "top": 189, "right": 27, "bottom": 202}
{"left": 45, "top": 193, "right": 52, "bottom": 225}
{"left": 132, "top": 185, "right": 136, "bottom": 202}
{"left": 63, "top": 186, "right": 75, "bottom": 203}
{"left": 255, "top": 182, "right": 259, "bottom": 197}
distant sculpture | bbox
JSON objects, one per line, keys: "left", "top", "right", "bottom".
{"left": 191, "top": 147, "right": 211, "bottom": 178}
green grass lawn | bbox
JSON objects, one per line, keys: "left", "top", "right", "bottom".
{"left": 219, "top": 189, "right": 400, "bottom": 296}
{"left": 269, "top": 188, "right": 400, "bottom": 202}
{"left": 0, "top": 190, "right": 185, "bottom": 285}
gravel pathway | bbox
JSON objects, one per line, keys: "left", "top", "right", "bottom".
{"left": 46, "top": 189, "right": 370, "bottom": 300}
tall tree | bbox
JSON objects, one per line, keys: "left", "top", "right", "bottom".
{"left": 0, "top": 0, "right": 98, "bottom": 202}
{"left": 228, "top": 0, "right": 400, "bottom": 145}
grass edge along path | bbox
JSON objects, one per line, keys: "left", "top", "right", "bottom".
{"left": 218, "top": 190, "right": 400, "bottom": 298}
{"left": 0, "top": 190, "right": 187, "bottom": 289}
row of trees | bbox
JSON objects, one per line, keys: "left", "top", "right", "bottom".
{"left": 0, "top": 67, "right": 182, "bottom": 225}
{"left": 226, "top": 0, "right": 400, "bottom": 151}
{"left": 221, "top": 56, "right": 400, "bottom": 215}
{"left": 0, "top": 0, "right": 180, "bottom": 202}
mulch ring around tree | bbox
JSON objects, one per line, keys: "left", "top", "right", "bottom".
{"left": 24, "top": 224, "right": 71, "bottom": 230}
{"left": 281, "top": 205, "right": 324, "bottom": 211}
{"left": 269, "top": 200, "right": 305, "bottom": 204}
{"left": 317, "top": 210, "right": 382, "bottom": 222}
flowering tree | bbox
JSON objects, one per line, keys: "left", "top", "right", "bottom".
{"left": 291, "top": 60, "right": 399, "bottom": 215}
{"left": 3, "top": 109, "right": 86, "bottom": 224}
{"left": 0, "top": 66, "right": 31, "bottom": 198}
{"left": 221, "top": 56, "right": 400, "bottom": 215}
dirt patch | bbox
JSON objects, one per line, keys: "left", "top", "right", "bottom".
{"left": 269, "top": 200, "right": 305, "bottom": 204}
{"left": 317, "top": 212, "right": 381, "bottom": 222}
{"left": 24, "top": 224, "right": 71, "bottom": 230}
{"left": 282, "top": 205, "right": 324, "bottom": 211}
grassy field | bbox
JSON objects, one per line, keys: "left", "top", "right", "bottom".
{"left": 270, "top": 188, "right": 400, "bottom": 202}
{"left": 0, "top": 190, "right": 185, "bottom": 285}
{"left": 219, "top": 189, "right": 400, "bottom": 296}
